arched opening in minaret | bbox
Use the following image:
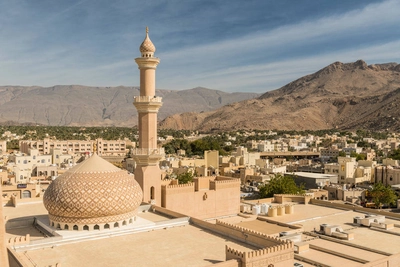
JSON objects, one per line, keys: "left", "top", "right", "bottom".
{"left": 150, "top": 186, "right": 155, "bottom": 200}
{"left": 94, "top": 224, "right": 100, "bottom": 230}
{"left": 73, "top": 225, "right": 78, "bottom": 231}
{"left": 83, "top": 225, "right": 89, "bottom": 231}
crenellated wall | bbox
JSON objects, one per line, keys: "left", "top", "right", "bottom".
{"left": 7, "top": 234, "right": 30, "bottom": 245}
{"left": 226, "top": 242, "right": 294, "bottom": 267}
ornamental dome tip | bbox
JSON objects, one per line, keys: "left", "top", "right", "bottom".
{"left": 139, "top": 26, "right": 156, "bottom": 56}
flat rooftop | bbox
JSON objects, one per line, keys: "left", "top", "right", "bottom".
{"left": 224, "top": 203, "right": 400, "bottom": 266}
{"left": 15, "top": 224, "right": 257, "bottom": 267}
{"left": 4, "top": 202, "right": 257, "bottom": 267}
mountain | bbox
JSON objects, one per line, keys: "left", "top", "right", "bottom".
{"left": 159, "top": 60, "right": 400, "bottom": 132}
{"left": 0, "top": 86, "right": 259, "bottom": 127}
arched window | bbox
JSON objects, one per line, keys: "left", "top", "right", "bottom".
{"left": 150, "top": 186, "right": 155, "bottom": 200}
{"left": 104, "top": 224, "right": 110, "bottom": 229}
{"left": 94, "top": 225, "right": 100, "bottom": 230}
{"left": 114, "top": 222, "right": 119, "bottom": 228}
{"left": 122, "top": 221, "right": 127, "bottom": 226}
{"left": 73, "top": 225, "right": 78, "bottom": 230}
{"left": 65, "top": 224, "right": 69, "bottom": 230}
{"left": 83, "top": 225, "right": 89, "bottom": 231}
{"left": 129, "top": 219, "right": 133, "bottom": 224}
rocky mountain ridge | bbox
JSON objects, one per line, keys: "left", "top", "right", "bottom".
{"left": 159, "top": 60, "right": 400, "bottom": 132}
{"left": 0, "top": 86, "right": 259, "bottom": 127}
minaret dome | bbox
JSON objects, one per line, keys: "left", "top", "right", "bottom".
{"left": 139, "top": 27, "right": 156, "bottom": 57}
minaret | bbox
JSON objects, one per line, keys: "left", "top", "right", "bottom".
{"left": 132, "top": 27, "right": 163, "bottom": 204}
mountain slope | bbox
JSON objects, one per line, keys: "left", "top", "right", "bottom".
{"left": 0, "top": 86, "right": 259, "bottom": 127}
{"left": 159, "top": 60, "right": 400, "bottom": 131}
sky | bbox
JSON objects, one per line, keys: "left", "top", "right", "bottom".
{"left": 1, "top": 0, "right": 400, "bottom": 93}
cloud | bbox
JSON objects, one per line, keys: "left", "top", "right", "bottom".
{"left": 156, "top": 0, "right": 400, "bottom": 91}
{"left": 0, "top": 0, "right": 399, "bottom": 92}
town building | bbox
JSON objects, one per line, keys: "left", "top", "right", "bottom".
{"left": 19, "top": 138, "right": 129, "bottom": 156}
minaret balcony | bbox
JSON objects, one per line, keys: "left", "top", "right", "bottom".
{"left": 133, "top": 96, "right": 162, "bottom": 103}
{"left": 131, "top": 147, "right": 165, "bottom": 156}
{"left": 133, "top": 96, "right": 163, "bottom": 113}
{"left": 131, "top": 148, "right": 165, "bottom": 165}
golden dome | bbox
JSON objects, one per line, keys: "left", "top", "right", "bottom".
{"left": 43, "top": 154, "right": 143, "bottom": 226}
{"left": 139, "top": 27, "right": 156, "bottom": 55}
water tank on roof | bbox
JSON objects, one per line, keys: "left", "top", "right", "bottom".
{"left": 261, "top": 203, "right": 269, "bottom": 214}
{"left": 252, "top": 205, "right": 260, "bottom": 215}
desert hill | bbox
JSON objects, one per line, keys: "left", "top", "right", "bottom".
{"left": 0, "top": 86, "right": 259, "bottom": 127}
{"left": 159, "top": 60, "right": 400, "bottom": 132}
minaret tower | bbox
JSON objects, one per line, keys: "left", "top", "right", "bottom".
{"left": 132, "top": 27, "right": 163, "bottom": 204}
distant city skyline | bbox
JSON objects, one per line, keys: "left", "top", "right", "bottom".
{"left": 1, "top": 0, "right": 400, "bottom": 93}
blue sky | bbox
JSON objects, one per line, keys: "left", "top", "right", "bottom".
{"left": 1, "top": 0, "right": 400, "bottom": 93}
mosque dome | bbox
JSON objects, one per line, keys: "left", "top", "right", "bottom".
{"left": 139, "top": 27, "right": 156, "bottom": 56}
{"left": 43, "top": 154, "right": 143, "bottom": 230}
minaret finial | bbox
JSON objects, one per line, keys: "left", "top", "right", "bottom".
{"left": 139, "top": 27, "right": 156, "bottom": 55}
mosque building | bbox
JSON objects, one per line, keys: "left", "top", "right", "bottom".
{"left": 5, "top": 28, "right": 400, "bottom": 267}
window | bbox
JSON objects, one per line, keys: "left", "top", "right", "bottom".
{"left": 41, "top": 159, "right": 45, "bottom": 163}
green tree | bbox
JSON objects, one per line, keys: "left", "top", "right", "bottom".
{"left": 258, "top": 174, "right": 305, "bottom": 198}
{"left": 338, "top": 151, "right": 347, "bottom": 157}
{"left": 176, "top": 170, "right": 197, "bottom": 184}
{"left": 389, "top": 149, "right": 400, "bottom": 160}
{"left": 369, "top": 182, "right": 397, "bottom": 209}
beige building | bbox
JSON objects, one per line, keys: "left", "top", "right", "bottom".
{"left": 0, "top": 140, "right": 6, "bottom": 155}
{"left": 7, "top": 149, "right": 54, "bottom": 183}
{"left": 375, "top": 166, "right": 400, "bottom": 185}
{"left": 325, "top": 157, "right": 373, "bottom": 184}
{"left": 20, "top": 138, "right": 128, "bottom": 156}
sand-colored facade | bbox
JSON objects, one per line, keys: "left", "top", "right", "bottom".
{"left": 131, "top": 28, "right": 164, "bottom": 205}
{"left": 161, "top": 176, "right": 240, "bottom": 219}
{"left": 19, "top": 138, "right": 128, "bottom": 156}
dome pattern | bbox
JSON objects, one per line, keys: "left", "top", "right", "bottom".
{"left": 139, "top": 27, "right": 156, "bottom": 54}
{"left": 43, "top": 154, "right": 143, "bottom": 228}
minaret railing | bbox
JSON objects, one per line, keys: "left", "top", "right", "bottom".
{"left": 131, "top": 147, "right": 165, "bottom": 156}
{"left": 133, "top": 96, "right": 162, "bottom": 103}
